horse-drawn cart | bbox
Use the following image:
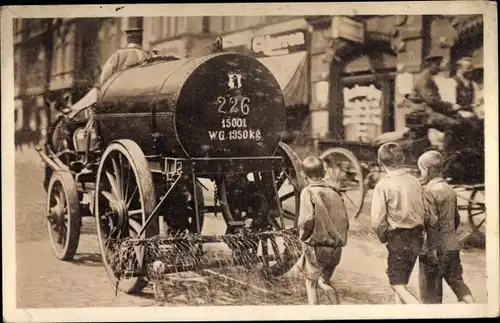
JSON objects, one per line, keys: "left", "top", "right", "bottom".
{"left": 39, "top": 52, "right": 306, "bottom": 294}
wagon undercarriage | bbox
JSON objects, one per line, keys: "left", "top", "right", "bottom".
{"left": 40, "top": 135, "right": 304, "bottom": 294}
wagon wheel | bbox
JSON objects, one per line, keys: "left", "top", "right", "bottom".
{"left": 319, "top": 147, "right": 365, "bottom": 218}
{"left": 468, "top": 186, "right": 486, "bottom": 233}
{"left": 46, "top": 171, "right": 82, "bottom": 260}
{"left": 95, "top": 139, "right": 159, "bottom": 294}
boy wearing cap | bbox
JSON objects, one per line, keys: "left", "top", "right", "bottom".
{"left": 371, "top": 142, "right": 437, "bottom": 304}
{"left": 100, "top": 28, "right": 151, "bottom": 86}
{"left": 417, "top": 150, "right": 475, "bottom": 303}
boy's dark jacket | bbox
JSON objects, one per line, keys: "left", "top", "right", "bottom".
{"left": 298, "top": 180, "right": 349, "bottom": 248}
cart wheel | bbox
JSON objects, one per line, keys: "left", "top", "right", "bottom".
{"left": 95, "top": 139, "right": 159, "bottom": 294}
{"left": 46, "top": 171, "right": 81, "bottom": 260}
{"left": 468, "top": 186, "right": 486, "bottom": 232}
{"left": 320, "top": 147, "right": 365, "bottom": 218}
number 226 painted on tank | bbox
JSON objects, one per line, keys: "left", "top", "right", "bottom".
{"left": 217, "top": 96, "right": 250, "bottom": 115}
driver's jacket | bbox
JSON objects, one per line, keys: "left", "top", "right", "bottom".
{"left": 99, "top": 43, "right": 151, "bottom": 86}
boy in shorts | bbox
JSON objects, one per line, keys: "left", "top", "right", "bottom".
{"left": 417, "top": 150, "right": 475, "bottom": 303}
{"left": 371, "top": 142, "right": 436, "bottom": 304}
{"left": 296, "top": 156, "right": 349, "bottom": 305}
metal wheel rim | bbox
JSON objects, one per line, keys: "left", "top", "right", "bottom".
{"left": 95, "top": 142, "right": 152, "bottom": 293}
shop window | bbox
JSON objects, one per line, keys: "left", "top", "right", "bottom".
{"left": 342, "top": 83, "right": 383, "bottom": 143}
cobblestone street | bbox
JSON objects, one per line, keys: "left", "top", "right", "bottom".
{"left": 14, "top": 148, "right": 487, "bottom": 308}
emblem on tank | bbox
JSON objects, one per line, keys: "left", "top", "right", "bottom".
{"left": 227, "top": 73, "right": 243, "bottom": 89}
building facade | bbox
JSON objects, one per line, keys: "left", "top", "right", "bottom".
{"left": 307, "top": 14, "right": 483, "bottom": 143}
{"left": 14, "top": 15, "right": 484, "bottom": 149}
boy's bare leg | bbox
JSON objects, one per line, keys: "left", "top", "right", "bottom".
{"left": 305, "top": 279, "right": 319, "bottom": 305}
{"left": 461, "top": 294, "right": 475, "bottom": 303}
{"left": 318, "top": 277, "right": 340, "bottom": 305}
{"left": 394, "top": 292, "right": 403, "bottom": 304}
{"left": 392, "top": 285, "right": 421, "bottom": 304}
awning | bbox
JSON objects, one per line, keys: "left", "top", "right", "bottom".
{"left": 258, "top": 51, "right": 309, "bottom": 107}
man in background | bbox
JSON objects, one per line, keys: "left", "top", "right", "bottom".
{"left": 470, "top": 65, "right": 484, "bottom": 119}
{"left": 413, "top": 54, "right": 464, "bottom": 131}
{"left": 452, "top": 57, "right": 475, "bottom": 107}
{"left": 99, "top": 28, "right": 151, "bottom": 87}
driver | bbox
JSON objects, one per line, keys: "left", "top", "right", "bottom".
{"left": 99, "top": 28, "right": 151, "bottom": 87}
{"left": 374, "top": 54, "right": 475, "bottom": 148}
{"left": 412, "top": 54, "right": 470, "bottom": 130}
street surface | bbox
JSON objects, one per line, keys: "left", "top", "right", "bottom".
{"left": 14, "top": 147, "right": 487, "bottom": 308}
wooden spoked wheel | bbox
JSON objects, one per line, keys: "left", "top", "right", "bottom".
{"left": 468, "top": 186, "right": 486, "bottom": 233}
{"left": 95, "top": 139, "right": 159, "bottom": 294}
{"left": 46, "top": 171, "right": 82, "bottom": 260}
{"left": 320, "top": 148, "right": 365, "bottom": 218}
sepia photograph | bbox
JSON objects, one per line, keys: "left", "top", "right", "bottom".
{"left": 1, "top": 2, "right": 498, "bottom": 322}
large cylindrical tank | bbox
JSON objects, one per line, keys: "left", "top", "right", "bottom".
{"left": 95, "top": 53, "right": 286, "bottom": 158}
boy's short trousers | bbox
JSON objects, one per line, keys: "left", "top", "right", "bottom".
{"left": 297, "top": 244, "right": 342, "bottom": 282}
{"left": 386, "top": 226, "right": 424, "bottom": 286}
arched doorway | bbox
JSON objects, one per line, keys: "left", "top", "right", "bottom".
{"left": 328, "top": 39, "right": 397, "bottom": 142}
